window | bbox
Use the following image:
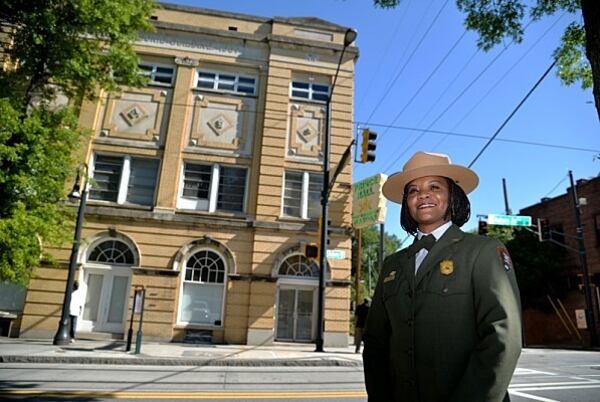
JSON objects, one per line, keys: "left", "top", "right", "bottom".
{"left": 178, "top": 163, "right": 247, "bottom": 213}
{"left": 196, "top": 70, "right": 256, "bottom": 95}
{"left": 139, "top": 63, "right": 175, "bottom": 85}
{"left": 179, "top": 249, "right": 226, "bottom": 325}
{"left": 90, "top": 154, "right": 159, "bottom": 206}
{"left": 88, "top": 240, "right": 135, "bottom": 265}
{"left": 283, "top": 171, "right": 322, "bottom": 219}
{"left": 290, "top": 81, "right": 330, "bottom": 102}
{"left": 278, "top": 254, "right": 319, "bottom": 278}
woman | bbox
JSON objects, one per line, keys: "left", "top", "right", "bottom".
{"left": 363, "top": 151, "right": 522, "bottom": 402}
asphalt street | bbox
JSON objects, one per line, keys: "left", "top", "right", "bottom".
{"left": 1, "top": 349, "right": 599, "bottom": 401}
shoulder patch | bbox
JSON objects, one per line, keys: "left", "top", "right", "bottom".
{"left": 497, "top": 246, "right": 513, "bottom": 271}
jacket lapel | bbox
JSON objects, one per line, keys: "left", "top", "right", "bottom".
{"left": 414, "top": 224, "right": 464, "bottom": 288}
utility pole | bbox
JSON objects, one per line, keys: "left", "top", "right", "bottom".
{"left": 569, "top": 170, "right": 598, "bottom": 347}
{"left": 379, "top": 223, "right": 384, "bottom": 273}
{"left": 355, "top": 229, "right": 361, "bottom": 308}
{"left": 502, "top": 178, "right": 512, "bottom": 215}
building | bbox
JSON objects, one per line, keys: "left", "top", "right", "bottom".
{"left": 18, "top": 3, "right": 357, "bottom": 346}
{"left": 519, "top": 175, "right": 600, "bottom": 345}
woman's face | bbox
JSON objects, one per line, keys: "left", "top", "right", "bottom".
{"left": 406, "top": 175, "right": 450, "bottom": 233}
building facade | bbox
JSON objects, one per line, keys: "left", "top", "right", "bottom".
{"left": 19, "top": 3, "right": 357, "bottom": 346}
{"left": 519, "top": 175, "right": 600, "bottom": 345}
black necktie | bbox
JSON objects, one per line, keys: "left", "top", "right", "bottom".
{"left": 409, "top": 234, "right": 436, "bottom": 256}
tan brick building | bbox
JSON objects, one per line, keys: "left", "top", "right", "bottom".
{"left": 19, "top": 3, "right": 357, "bottom": 346}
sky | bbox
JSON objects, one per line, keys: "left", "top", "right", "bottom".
{"left": 172, "top": 0, "right": 599, "bottom": 245}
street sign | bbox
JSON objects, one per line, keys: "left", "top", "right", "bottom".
{"left": 326, "top": 249, "right": 346, "bottom": 260}
{"left": 352, "top": 174, "right": 387, "bottom": 229}
{"left": 487, "top": 214, "right": 532, "bottom": 227}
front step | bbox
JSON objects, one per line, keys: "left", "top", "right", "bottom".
{"left": 183, "top": 329, "right": 212, "bottom": 344}
{"left": 77, "top": 331, "right": 123, "bottom": 341}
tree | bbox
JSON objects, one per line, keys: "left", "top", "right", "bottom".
{"left": 374, "top": 0, "right": 600, "bottom": 121}
{"left": 352, "top": 226, "right": 402, "bottom": 300}
{"left": 0, "top": 0, "right": 155, "bottom": 285}
{"left": 486, "top": 226, "right": 567, "bottom": 310}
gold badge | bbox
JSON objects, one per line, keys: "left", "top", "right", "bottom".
{"left": 383, "top": 271, "right": 396, "bottom": 283}
{"left": 440, "top": 260, "right": 454, "bottom": 276}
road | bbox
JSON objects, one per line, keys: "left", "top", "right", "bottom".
{"left": 0, "top": 349, "right": 599, "bottom": 401}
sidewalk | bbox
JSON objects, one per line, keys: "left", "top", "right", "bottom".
{"left": 0, "top": 337, "right": 364, "bottom": 367}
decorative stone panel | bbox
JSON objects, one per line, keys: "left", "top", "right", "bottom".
{"left": 189, "top": 94, "right": 255, "bottom": 155}
{"left": 100, "top": 88, "right": 170, "bottom": 143}
{"left": 288, "top": 103, "right": 325, "bottom": 159}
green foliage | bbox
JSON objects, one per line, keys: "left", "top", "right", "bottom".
{"left": 488, "top": 227, "right": 567, "bottom": 310}
{"left": 352, "top": 226, "right": 402, "bottom": 299}
{"left": 0, "top": 0, "right": 155, "bottom": 284}
{"left": 0, "top": 0, "right": 155, "bottom": 107}
{"left": 554, "top": 23, "right": 593, "bottom": 89}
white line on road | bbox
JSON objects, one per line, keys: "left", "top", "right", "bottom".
{"left": 510, "top": 380, "right": 600, "bottom": 388}
{"left": 509, "top": 390, "right": 560, "bottom": 402}
{"left": 514, "top": 369, "right": 558, "bottom": 376}
{"left": 513, "top": 384, "right": 600, "bottom": 392}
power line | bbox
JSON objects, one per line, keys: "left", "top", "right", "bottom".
{"left": 363, "top": 0, "right": 451, "bottom": 125}
{"left": 468, "top": 60, "right": 557, "bottom": 168}
{"left": 544, "top": 174, "right": 569, "bottom": 198}
{"left": 377, "top": 29, "right": 468, "bottom": 144}
{"left": 72, "top": 93, "right": 600, "bottom": 154}
{"left": 355, "top": 121, "right": 600, "bottom": 153}
{"left": 357, "top": 0, "right": 413, "bottom": 112}
{"left": 381, "top": 41, "right": 513, "bottom": 173}
{"left": 432, "top": 12, "right": 567, "bottom": 151}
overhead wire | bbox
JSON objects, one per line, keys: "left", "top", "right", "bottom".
{"left": 467, "top": 60, "right": 557, "bottom": 168}
{"left": 544, "top": 174, "right": 569, "bottom": 198}
{"left": 431, "top": 12, "right": 567, "bottom": 151}
{"left": 84, "top": 93, "right": 600, "bottom": 154}
{"left": 357, "top": 0, "right": 413, "bottom": 112}
{"left": 362, "top": 0, "right": 452, "bottom": 126}
{"left": 376, "top": 29, "right": 468, "bottom": 144}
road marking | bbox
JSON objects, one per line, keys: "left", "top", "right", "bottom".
{"left": 513, "top": 368, "right": 558, "bottom": 376}
{"left": 510, "top": 380, "right": 600, "bottom": 388}
{"left": 511, "top": 384, "right": 600, "bottom": 392}
{"left": 509, "top": 390, "right": 560, "bottom": 402}
{"left": 0, "top": 389, "right": 368, "bottom": 399}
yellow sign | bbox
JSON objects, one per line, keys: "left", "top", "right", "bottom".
{"left": 352, "top": 174, "right": 387, "bottom": 229}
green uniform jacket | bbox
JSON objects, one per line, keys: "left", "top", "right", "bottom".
{"left": 363, "top": 224, "right": 522, "bottom": 402}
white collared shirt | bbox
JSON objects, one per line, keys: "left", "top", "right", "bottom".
{"left": 414, "top": 221, "right": 452, "bottom": 274}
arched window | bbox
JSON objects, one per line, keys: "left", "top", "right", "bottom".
{"left": 179, "top": 249, "right": 226, "bottom": 326}
{"left": 88, "top": 240, "right": 135, "bottom": 265}
{"left": 278, "top": 254, "right": 319, "bottom": 278}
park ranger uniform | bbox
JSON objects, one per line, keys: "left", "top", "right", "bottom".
{"left": 363, "top": 223, "right": 522, "bottom": 402}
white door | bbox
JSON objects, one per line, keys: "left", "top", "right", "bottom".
{"left": 276, "top": 287, "right": 316, "bottom": 342}
{"left": 79, "top": 267, "right": 130, "bottom": 334}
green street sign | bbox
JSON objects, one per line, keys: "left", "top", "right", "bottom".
{"left": 326, "top": 249, "right": 346, "bottom": 260}
{"left": 487, "top": 214, "right": 532, "bottom": 227}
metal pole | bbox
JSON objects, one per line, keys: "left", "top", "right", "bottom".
{"left": 355, "top": 229, "right": 361, "bottom": 308}
{"left": 134, "top": 288, "right": 146, "bottom": 354}
{"left": 502, "top": 178, "right": 512, "bottom": 215}
{"left": 568, "top": 170, "right": 598, "bottom": 347}
{"left": 368, "top": 255, "right": 372, "bottom": 296}
{"left": 53, "top": 188, "right": 87, "bottom": 345}
{"left": 126, "top": 289, "right": 138, "bottom": 352}
{"left": 316, "top": 31, "right": 353, "bottom": 353}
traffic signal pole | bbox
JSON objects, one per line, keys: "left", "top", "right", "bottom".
{"left": 568, "top": 170, "right": 598, "bottom": 347}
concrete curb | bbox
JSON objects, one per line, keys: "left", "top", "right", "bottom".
{"left": 0, "top": 354, "right": 363, "bottom": 367}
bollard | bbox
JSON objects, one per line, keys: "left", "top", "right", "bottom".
{"left": 126, "top": 288, "right": 142, "bottom": 352}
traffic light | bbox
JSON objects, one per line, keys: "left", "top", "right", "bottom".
{"left": 478, "top": 220, "right": 488, "bottom": 236}
{"left": 538, "top": 218, "right": 550, "bottom": 241}
{"left": 318, "top": 217, "right": 333, "bottom": 247}
{"left": 305, "top": 243, "right": 319, "bottom": 259}
{"left": 360, "top": 128, "right": 377, "bottom": 163}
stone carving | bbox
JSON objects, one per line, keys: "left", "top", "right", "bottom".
{"left": 288, "top": 103, "right": 325, "bottom": 158}
{"left": 100, "top": 88, "right": 169, "bottom": 143}
{"left": 174, "top": 56, "right": 199, "bottom": 66}
{"left": 189, "top": 94, "right": 255, "bottom": 155}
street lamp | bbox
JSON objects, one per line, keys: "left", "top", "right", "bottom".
{"left": 315, "top": 28, "right": 357, "bottom": 352}
{"left": 53, "top": 164, "right": 89, "bottom": 345}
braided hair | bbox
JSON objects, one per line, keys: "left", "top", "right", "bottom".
{"left": 400, "top": 177, "right": 471, "bottom": 235}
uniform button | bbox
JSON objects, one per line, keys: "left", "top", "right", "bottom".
{"left": 442, "top": 287, "right": 448, "bottom": 294}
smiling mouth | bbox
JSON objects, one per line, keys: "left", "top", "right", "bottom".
{"left": 418, "top": 203, "right": 436, "bottom": 209}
